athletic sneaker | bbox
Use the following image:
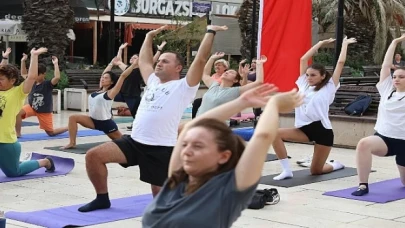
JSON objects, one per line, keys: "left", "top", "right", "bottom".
{"left": 299, "top": 161, "right": 311, "bottom": 168}
{"left": 296, "top": 155, "right": 312, "bottom": 165}
{"left": 127, "top": 124, "right": 133, "bottom": 130}
{"left": 21, "top": 152, "right": 32, "bottom": 162}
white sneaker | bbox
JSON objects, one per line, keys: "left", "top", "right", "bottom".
{"left": 296, "top": 155, "right": 312, "bottom": 165}
{"left": 299, "top": 161, "right": 311, "bottom": 168}
{"left": 21, "top": 152, "right": 32, "bottom": 162}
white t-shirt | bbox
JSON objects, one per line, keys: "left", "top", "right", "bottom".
{"left": 375, "top": 76, "right": 405, "bottom": 140}
{"left": 295, "top": 74, "right": 339, "bottom": 129}
{"left": 132, "top": 74, "right": 199, "bottom": 146}
{"left": 88, "top": 92, "right": 113, "bottom": 120}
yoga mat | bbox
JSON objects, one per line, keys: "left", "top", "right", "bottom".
{"left": 232, "top": 127, "right": 254, "bottom": 141}
{"left": 0, "top": 153, "right": 74, "bottom": 183}
{"left": 323, "top": 178, "right": 405, "bottom": 203}
{"left": 22, "top": 121, "right": 39, "bottom": 127}
{"left": 44, "top": 142, "right": 105, "bottom": 154}
{"left": 6, "top": 194, "right": 153, "bottom": 228}
{"left": 18, "top": 129, "right": 104, "bottom": 142}
{"left": 260, "top": 167, "right": 359, "bottom": 187}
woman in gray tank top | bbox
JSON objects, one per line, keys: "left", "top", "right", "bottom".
{"left": 196, "top": 53, "right": 267, "bottom": 117}
{"left": 142, "top": 83, "right": 304, "bottom": 228}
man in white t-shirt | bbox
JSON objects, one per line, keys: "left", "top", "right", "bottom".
{"left": 78, "top": 24, "right": 229, "bottom": 212}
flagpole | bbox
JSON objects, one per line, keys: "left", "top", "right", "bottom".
{"left": 334, "top": 0, "right": 344, "bottom": 69}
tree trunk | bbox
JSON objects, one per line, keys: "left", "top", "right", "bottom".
{"left": 238, "top": 0, "right": 260, "bottom": 60}
{"left": 22, "top": 0, "right": 74, "bottom": 68}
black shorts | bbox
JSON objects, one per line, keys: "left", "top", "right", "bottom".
{"left": 115, "top": 94, "right": 141, "bottom": 117}
{"left": 375, "top": 132, "right": 405, "bottom": 167}
{"left": 113, "top": 135, "right": 174, "bottom": 186}
{"left": 91, "top": 118, "right": 118, "bottom": 134}
{"left": 298, "top": 121, "right": 334, "bottom": 147}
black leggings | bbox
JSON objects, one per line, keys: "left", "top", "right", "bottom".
{"left": 192, "top": 98, "right": 203, "bottom": 119}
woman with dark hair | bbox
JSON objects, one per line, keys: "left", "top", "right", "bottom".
{"left": 272, "top": 37, "right": 357, "bottom": 180}
{"left": 352, "top": 34, "right": 405, "bottom": 196}
{"left": 142, "top": 84, "right": 303, "bottom": 228}
{"left": 62, "top": 58, "right": 138, "bottom": 149}
{"left": 195, "top": 52, "right": 265, "bottom": 117}
{"left": 0, "top": 48, "right": 56, "bottom": 177}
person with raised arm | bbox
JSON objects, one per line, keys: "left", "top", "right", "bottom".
{"left": 77, "top": 24, "right": 228, "bottom": 213}
{"left": 16, "top": 56, "right": 68, "bottom": 137}
{"left": 271, "top": 37, "right": 357, "bottom": 180}
{"left": 352, "top": 34, "right": 405, "bottom": 196}
{"left": 142, "top": 84, "right": 302, "bottom": 228}
{"left": 0, "top": 48, "right": 11, "bottom": 66}
{"left": 195, "top": 53, "right": 264, "bottom": 117}
{"left": 61, "top": 58, "right": 137, "bottom": 149}
{"left": 114, "top": 41, "right": 167, "bottom": 130}
{"left": 0, "top": 48, "right": 56, "bottom": 177}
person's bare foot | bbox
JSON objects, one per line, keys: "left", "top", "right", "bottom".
{"left": 61, "top": 143, "right": 76, "bottom": 149}
{"left": 17, "top": 133, "right": 21, "bottom": 138}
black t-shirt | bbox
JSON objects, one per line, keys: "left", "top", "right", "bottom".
{"left": 120, "top": 67, "right": 143, "bottom": 98}
{"left": 28, "top": 80, "right": 54, "bottom": 113}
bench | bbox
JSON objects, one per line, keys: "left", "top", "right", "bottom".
{"left": 66, "top": 69, "right": 122, "bottom": 93}
{"left": 330, "top": 85, "right": 380, "bottom": 117}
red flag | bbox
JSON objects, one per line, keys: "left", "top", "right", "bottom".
{"left": 257, "top": 0, "right": 312, "bottom": 92}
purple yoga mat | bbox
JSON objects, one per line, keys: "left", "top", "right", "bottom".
{"left": 6, "top": 194, "right": 153, "bottom": 228}
{"left": 0, "top": 153, "right": 74, "bottom": 183}
{"left": 323, "top": 178, "right": 405, "bottom": 203}
{"left": 18, "top": 129, "right": 104, "bottom": 142}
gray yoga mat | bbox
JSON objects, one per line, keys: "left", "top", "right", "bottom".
{"left": 44, "top": 142, "right": 105, "bottom": 154}
{"left": 260, "top": 167, "right": 359, "bottom": 187}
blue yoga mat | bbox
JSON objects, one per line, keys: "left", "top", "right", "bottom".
{"left": 232, "top": 127, "right": 254, "bottom": 141}
{"left": 21, "top": 121, "right": 39, "bottom": 127}
{"left": 6, "top": 194, "right": 153, "bottom": 228}
{"left": 18, "top": 129, "right": 104, "bottom": 142}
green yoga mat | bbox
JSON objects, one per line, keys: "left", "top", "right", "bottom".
{"left": 44, "top": 142, "right": 105, "bottom": 154}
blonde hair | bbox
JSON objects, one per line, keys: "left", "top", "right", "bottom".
{"left": 214, "top": 59, "right": 230, "bottom": 69}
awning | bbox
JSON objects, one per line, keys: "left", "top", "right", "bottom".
{"left": 0, "top": 20, "right": 20, "bottom": 35}
{"left": 0, "top": 0, "right": 90, "bottom": 23}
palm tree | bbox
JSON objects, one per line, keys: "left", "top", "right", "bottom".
{"left": 22, "top": 0, "right": 74, "bottom": 65}
{"left": 237, "top": 0, "right": 260, "bottom": 60}
{"left": 313, "top": 0, "right": 405, "bottom": 64}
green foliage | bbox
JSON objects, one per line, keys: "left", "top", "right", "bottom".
{"left": 45, "top": 70, "right": 69, "bottom": 90}
{"left": 313, "top": 49, "right": 334, "bottom": 66}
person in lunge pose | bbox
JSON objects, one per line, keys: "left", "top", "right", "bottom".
{"left": 272, "top": 37, "right": 357, "bottom": 180}
{"left": 195, "top": 52, "right": 263, "bottom": 116}
{"left": 0, "top": 48, "right": 55, "bottom": 177}
{"left": 16, "top": 56, "right": 68, "bottom": 137}
{"left": 142, "top": 85, "right": 303, "bottom": 228}
{"left": 352, "top": 34, "right": 405, "bottom": 196}
{"left": 62, "top": 58, "right": 137, "bottom": 149}
{"left": 77, "top": 24, "right": 228, "bottom": 213}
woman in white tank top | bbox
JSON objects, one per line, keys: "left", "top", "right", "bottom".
{"left": 62, "top": 58, "right": 137, "bottom": 149}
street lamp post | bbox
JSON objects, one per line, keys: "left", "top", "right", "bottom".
{"left": 250, "top": 0, "right": 257, "bottom": 60}
{"left": 334, "top": 0, "right": 344, "bottom": 69}
{"left": 108, "top": 0, "right": 115, "bottom": 61}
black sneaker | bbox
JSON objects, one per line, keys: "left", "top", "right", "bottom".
{"left": 127, "top": 125, "right": 133, "bottom": 130}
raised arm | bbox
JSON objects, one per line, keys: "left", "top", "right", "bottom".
{"left": 1, "top": 48, "right": 11, "bottom": 66}
{"left": 139, "top": 26, "right": 167, "bottom": 85}
{"left": 169, "top": 84, "right": 279, "bottom": 177}
{"left": 238, "top": 59, "right": 248, "bottom": 86}
{"left": 23, "top": 48, "right": 47, "bottom": 94}
{"left": 235, "top": 88, "right": 303, "bottom": 190}
{"left": 20, "top": 53, "right": 28, "bottom": 78}
{"left": 153, "top": 41, "right": 167, "bottom": 64}
{"left": 202, "top": 52, "right": 224, "bottom": 87}
{"left": 331, "top": 37, "right": 357, "bottom": 86}
{"left": 380, "top": 34, "right": 405, "bottom": 83}
{"left": 186, "top": 25, "right": 228, "bottom": 87}
{"left": 50, "top": 56, "right": 61, "bottom": 85}
{"left": 107, "top": 60, "right": 137, "bottom": 99}
{"left": 239, "top": 56, "right": 266, "bottom": 94}
{"left": 102, "top": 57, "right": 119, "bottom": 75}
{"left": 300, "top": 38, "right": 335, "bottom": 75}
{"left": 116, "top": 43, "right": 128, "bottom": 71}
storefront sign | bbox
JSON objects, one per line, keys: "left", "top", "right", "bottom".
{"left": 130, "top": 0, "right": 239, "bottom": 17}
{"left": 108, "top": 0, "right": 131, "bottom": 16}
